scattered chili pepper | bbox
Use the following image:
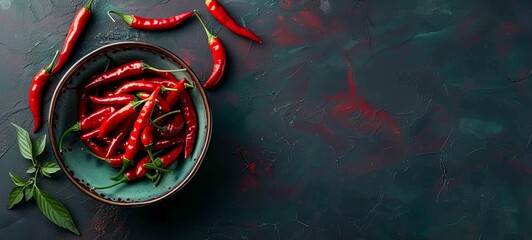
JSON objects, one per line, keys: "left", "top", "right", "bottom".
{"left": 136, "top": 92, "right": 171, "bottom": 113}
{"left": 97, "top": 97, "right": 149, "bottom": 138}
{"left": 112, "top": 87, "right": 161, "bottom": 180}
{"left": 179, "top": 91, "right": 197, "bottom": 159}
{"left": 205, "top": 0, "right": 262, "bottom": 43}
{"left": 29, "top": 50, "right": 59, "bottom": 133}
{"left": 59, "top": 106, "right": 115, "bottom": 151}
{"left": 82, "top": 60, "right": 184, "bottom": 90}
{"left": 90, "top": 94, "right": 135, "bottom": 105}
{"left": 107, "top": 10, "right": 194, "bottom": 31}
{"left": 51, "top": 0, "right": 94, "bottom": 75}
{"left": 105, "top": 114, "right": 137, "bottom": 158}
{"left": 194, "top": 11, "right": 227, "bottom": 89}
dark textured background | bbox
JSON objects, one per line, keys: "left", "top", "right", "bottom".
{"left": 1, "top": 0, "right": 531, "bottom": 239}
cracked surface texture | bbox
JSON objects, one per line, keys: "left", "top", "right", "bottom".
{"left": 0, "top": 0, "right": 531, "bottom": 239}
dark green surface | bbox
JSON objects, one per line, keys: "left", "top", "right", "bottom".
{"left": 0, "top": 0, "right": 530, "bottom": 239}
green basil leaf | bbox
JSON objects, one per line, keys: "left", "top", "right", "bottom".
{"left": 33, "top": 134, "right": 46, "bottom": 157}
{"left": 8, "top": 186, "right": 24, "bottom": 209}
{"left": 34, "top": 188, "right": 80, "bottom": 235}
{"left": 9, "top": 172, "right": 26, "bottom": 187}
{"left": 24, "top": 187, "right": 34, "bottom": 202}
{"left": 27, "top": 166, "right": 37, "bottom": 174}
{"left": 41, "top": 162, "right": 61, "bottom": 175}
{"left": 40, "top": 168, "right": 52, "bottom": 178}
{"left": 11, "top": 123, "right": 33, "bottom": 161}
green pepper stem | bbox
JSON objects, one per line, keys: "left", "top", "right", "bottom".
{"left": 58, "top": 122, "right": 81, "bottom": 152}
{"left": 154, "top": 173, "right": 163, "bottom": 186}
{"left": 152, "top": 110, "right": 181, "bottom": 124}
{"left": 193, "top": 10, "right": 215, "bottom": 42}
{"left": 131, "top": 97, "right": 151, "bottom": 109}
{"left": 84, "top": 0, "right": 94, "bottom": 11}
{"left": 94, "top": 176, "right": 128, "bottom": 190}
{"left": 145, "top": 171, "right": 158, "bottom": 180}
{"left": 143, "top": 163, "right": 172, "bottom": 173}
{"left": 45, "top": 50, "right": 59, "bottom": 74}
{"left": 107, "top": 10, "right": 134, "bottom": 25}
{"left": 184, "top": 83, "right": 194, "bottom": 88}
{"left": 109, "top": 158, "right": 130, "bottom": 180}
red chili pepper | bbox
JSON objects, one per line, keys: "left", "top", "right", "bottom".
{"left": 108, "top": 10, "right": 194, "bottom": 31}
{"left": 59, "top": 106, "right": 115, "bottom": 151}
{"left": 83, "top": 148, "right": 123, "bottom": 168}
{"left": 78, "top": 89, "right": 90, "bottom": 119}
{"left": 51, "top": 0, "right": 94, "bottom": 75}
{"left": 82, "top": 139, "right": 107, "bottom": 159}
{"left": 205, "top": 0, "right": 262, "bottom": 43}
{"left": 136, "top": 92, "right": 171, "bottom": 113}
{"left": 152, "top": 138, "right": 184, "bottom": 150}
{"left": 95, "top": 154, "right": 156, "bottom": 189}
{"left": 156, "top": 113, "right": 185, "bottom": 139}
{"left": 194, "top": 11, "right": 227, "bottom": 89}
{"left": 112, "top": 87, "right": 161, "bottom": 179}
{"left": 82, "top": 60, "right": 184, "bottom": 90}
{"left": 150, "top": 144, "right": 184, "bottom": 168}
{"left": 97, "top": 98, "right": 149, "bottom": 138}
{"left": 29, "top": 50, "right": 59, "bottom": 133}
{"left": 140, "top": 125, "right": 155, "bottom": 148}
{"left": 80, "top": 128, "right": 100, "bottom": 140}
{"left": 105, "top": 113, "right": 137, "bottom": 158}
{"left": 90, "top": 94, "right": 135, "bottom": 105}
{"left": 113, "top": 79, "right": 176, "bottom": 94}
{"left": 179, "top": 91, "right": 198, "bottom": 159}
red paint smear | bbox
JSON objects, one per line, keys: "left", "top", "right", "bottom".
{"left": 238, "top": 175, "right": 261, "bottom": 192}
{"left": 259, "top": 158, "right": 274, "bottom": 177}
{"left": 506, "top": 159, "right": 532, "bottom": 174}
{"left": 279, "top": 0, "right": 292, "bottom": 10}
{"left": 294, "top": 10, "right": 322, "bottom": 29}
{"left": 326, "top": 54, "right": 401, "bottom": 136}
{"left": 272, "top": 16, "right": 307, "bottom": 45}
{"left": 173, "top": 48, "right": 196, "bottom": 67}
{"left": 455, "top": 12, "right": 483, "bottom": 49}
{"left": 496, "top": 22, "right": 522, "bottom": 56}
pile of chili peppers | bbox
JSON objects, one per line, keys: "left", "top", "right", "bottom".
{"left": 60, "top": 60, "right": 197, "bottom": 187}
{"left": 29, "top": 0, "right": 262, "bottom": 188}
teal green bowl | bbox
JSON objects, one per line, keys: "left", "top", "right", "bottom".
{"left": 48, "top": 42, "right": 212, "bottom": 207}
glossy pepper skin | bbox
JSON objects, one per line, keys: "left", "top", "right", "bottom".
{"left": 90, "top": 94, "right": 135, "bottom": 105}
{"left": 97, "top": 98, "right": 148, "bottom": 138}
{"left": 179, "top": 91, "right": 197, "bottom": 159}
{"left": 105, "top": 114, "right": 137, "bottom": 158}
{"left": 153, "top": 144, "right": 184, "bottom": 168}
{"left": 136, "top": 92, "right": 171, "bottom": 113}
{"left": 58, "top": 106, "right": 115, "bottom": 151}
{"left": 82, "top": 139, "right": 107, "bottom": 158}
{"left": 113, "top": 87, "right": 161, "bottom": 179}
{"left": 29, "top": 51, "right": 59, "bottom": 132}
{"left": 205, "top": 0, "right": 262, "bottom": 43}
{"left": 51, "top": 0, "right": 94, "bottom": 75}
{"left": 156, "top": 113, "right": 185, "bottom": 139}
{"left": 152, "top": 138, "right": 184, "bottom": 150}
{"left": 108, "top": 10, "right": 194, "bottom": 31}
{"left": 194, "top": 11, "right": 226, "bottom": 89}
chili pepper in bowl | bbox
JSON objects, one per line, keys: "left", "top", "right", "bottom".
{"left": 90, "top": 94, "right": 135, "bottom": 105}
{"left": 111, "top": 87, "right": 161, "bottom": 180}
{"left": 97, "top": 97, "right": 149, "bottom": 138}
{"left": 107, "top": 10, "right": 194, "bottom": 31}
{"left": 29, "top": 50, "right": 59, "bottom": 133}
{"left": 205, "top": 0, "right": 262, "bottom": 43}
{"left": 82, "top": 60, "right": 185, "bottom": 90}
{"left": 179, "top": 91, "right": 197, "bottom": 159}
{"left": 136, "top": 92, "right": 171, "bottom": 113}
{"left": 194, "top": 11, "right": 226, "bottom": 89}
{"left": 51, "top": 0, "right": 94, "bottom": 75}
{"left": 155, "top": 113, "right": 185, "bottom": 138}
{"left": 113, "top": 79, "right": 184, "bottom": 94}
{"left": 82, "top": 148, "right": 124, "bottom": 168}
{"left": 105, "top": 114, "right": 137, "bottom": 158}
{"left": 59, "top": 106, "right": 116, "bottom": 151}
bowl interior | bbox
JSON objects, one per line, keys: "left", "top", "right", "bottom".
{"left": 49, "top": 42, "right": 211, "bottom": 206}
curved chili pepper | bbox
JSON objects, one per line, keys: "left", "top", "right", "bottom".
{"left": 194, "top": 11, "right": 227, "bottom": 89}
{"left": 51, "top": 0, "right": 94, "bottom": 75}
{"left": 29, "top": 50, "right": 59, "bottom": 133}
{"left": 82, "top": 60, "right": 184, "bottom": 90}
{"left": 141, "top": 124, "right": 155, "bottom": 160}
{"left": 83, "top": 148, "right": 123, "bottom": 168}
{"left": 205, "top": 0, "right": 262, "bottom": 43}
{"left": 80, "top": 128, "right": 100, "bottom": 140}
{"left": 82, "top": 139, "right": 107, "bottom": 159}
{"left": 113, "top": 80, "right": 180, "bottom": 94}
{"left": 179, "top": 91, "right": 198, "bottom": 159}
{"left": 105, "top": 113, "right": 137, "bottom": 158}
{"left": 156, "top": 113, "right": 185, "bottom": 139}
{"left": 152, "top": 138, "right": 184, "bottom": 150}
{"left": 112, "top": 87, "right": 161, "bottom": 180}
{"left": 59, "top": 106, "right": 115, "bottom": 151}
{"left": 108, "top": 10, "right": 194, "bottom": 31}
{"left": 90, "top": 94, "right": 135, "bottom": 105}
{"left": 97, "top": 98, "right": 149, "bottom": 138}
{"left": 145, "top": 144, "right": 184, "bottom": 169}
{"left": 136, "top": 92, "right": 171, "bottom": 113}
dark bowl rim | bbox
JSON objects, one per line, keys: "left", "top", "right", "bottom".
{"left": 48, "top": 41, "right": 212, "bottom": 207}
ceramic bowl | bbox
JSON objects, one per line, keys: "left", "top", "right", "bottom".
{"left": 48, "top": 41, "right": 212, "bottom": 207}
